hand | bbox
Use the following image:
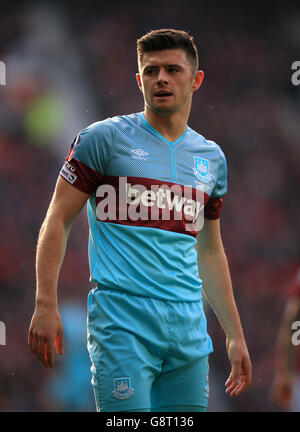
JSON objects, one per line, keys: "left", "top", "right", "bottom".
{"left": 270, "top": 372, "right": 293, "bottom": 410}
{"left": 28, "top": 304, "right": 64, "bottom": 368}
{"left": 225, "top": 337, "right": 252, "bottom": 397}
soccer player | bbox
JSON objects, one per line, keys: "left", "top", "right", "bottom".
{"left": 28, "top": 29, "right": 252, "bottom": 412}
{"left": 270, "top": 267, "right": 300, "bottom": 411}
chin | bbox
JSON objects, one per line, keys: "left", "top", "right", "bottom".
{"left": 151, "top": 104, "right": 177, "bottom": 116}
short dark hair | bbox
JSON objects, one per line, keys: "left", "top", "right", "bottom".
{"left": 137, "top": 29, "right": 199, "bottom": 72}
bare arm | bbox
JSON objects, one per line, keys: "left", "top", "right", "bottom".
{"left": 196, "top": 218, "right": 252, "bottom": 397}
{"left": 28, "top": 176, "right": 89, "bottom": 368}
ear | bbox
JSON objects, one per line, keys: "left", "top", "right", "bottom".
{"left": 136, "top": 73, "right": 143, "bottom": 92}
{"left": 192, "top": 70, "right": 204, "bottom": 92}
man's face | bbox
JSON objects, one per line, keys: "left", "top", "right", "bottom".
{"left": 136, "top": 48, "right": 203, "bottom": 116}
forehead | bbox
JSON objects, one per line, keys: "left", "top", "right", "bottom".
{"left": 140, "top": 48, "right": 190, "bottom": 69}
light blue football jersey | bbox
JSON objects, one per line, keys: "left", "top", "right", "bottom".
{"left": 60, "top": 112, "right": 227, "bottom": 302}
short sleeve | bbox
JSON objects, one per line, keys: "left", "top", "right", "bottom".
{"left": 204, "top": 148, "right": 227, "bottom": 220}
{"left": 59, "top": 120, "right": 114, "bottom": 195}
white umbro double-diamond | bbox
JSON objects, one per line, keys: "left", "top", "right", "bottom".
{"left": 131, "top": 148, "right": 149, "bottom": 157}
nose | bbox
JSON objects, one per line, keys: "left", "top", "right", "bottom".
{"left": 157, "top": 68, "right": 169, "bottom": 84}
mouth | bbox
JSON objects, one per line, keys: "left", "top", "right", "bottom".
{"left": 153, "top": 90, "right": 173, "bottom": 99}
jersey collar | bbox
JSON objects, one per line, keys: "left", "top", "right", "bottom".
{"left": 139, "top": 112, "right": 188, "bottom": 146}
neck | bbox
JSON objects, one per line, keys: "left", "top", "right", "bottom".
{"left": 143, "top": 105, "right": 190, "bottom": 142}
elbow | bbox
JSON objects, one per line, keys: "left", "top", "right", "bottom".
{"left": 39, "top": 211, "right": 70, "bottom": 241}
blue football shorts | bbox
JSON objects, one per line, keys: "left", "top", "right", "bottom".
{"left": 87, "top": 287, "right": 213, "bottom": 412}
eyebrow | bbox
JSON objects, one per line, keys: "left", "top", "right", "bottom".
{"left": 143, "top": 64, "right": 183, "bottom": 71}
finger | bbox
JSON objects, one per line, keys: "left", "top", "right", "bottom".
{"left": 244, "top": 360, "right": 252, "bottom": 386}
{"left": 229, "top": 388, "right": 240, "bottom": 397}
{"left": 240, "top": 354, "right": 252, "bottom": 379}
{"left": 225, "top": 372, "right": 233, "bottom": 387}
{"left": 241, "top": 375, "right": 251, "bottom": 392}
{"left": 225, "top": 373, "right": 241, "bottom": 396}
{"left": 28, "top": 327, "right": 34, "bottom": 352}
{"left": 225, "top": 382, "right": 237, "bottom": 395}
{"left": 225, "top": 376, "right": 233, "bottom": 387}
{"left": 55, "top": 329, "right": 64, "bottom": 355}
{"left": 231, "top": 372, "right": 251, "bottom": 397}
{"left": 225, "top": 376, "right": 237, "bottom": 393}
{"left": 37, "top": 336, "right": 48, "bottom": 368}
{"left": 226, "top": 375, "right": 246, "bottom": 396}
{"left": 28, "top": 330, "right": 33, "bottom": 352}
{"left": 45, "top": 340, "right": 54, "bottom": 368}
{"left": 31, "top": 333, "right": 39, "bottom": 356}
{"left": 231, "top": 381, "right": 245, "bottom": 397}
{"left": 231, "top": 360, "right": 242, "bottom": 385}
{"left": 28, "top": 328, "right": 32, "bottom": 347}
{"left": 227, "top": 381, "right": 242, "bottom": 397}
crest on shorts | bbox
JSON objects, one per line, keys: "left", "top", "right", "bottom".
{"left": 193, "top": 156, "right": 211, "bottom": 183}
{"left": 112, "top": 377, "right": 134, "bottom": 400}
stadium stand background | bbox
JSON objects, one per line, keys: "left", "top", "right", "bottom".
{"left": 0, "top": 0, "right": 299, "bottom": 411}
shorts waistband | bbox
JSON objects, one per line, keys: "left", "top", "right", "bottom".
{"left": 94, "top": 285, "right": 203, "bottom": 304}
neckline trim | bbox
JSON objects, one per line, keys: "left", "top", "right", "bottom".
{"left": 139, "top": 112, "right": 188, "bottom": 145}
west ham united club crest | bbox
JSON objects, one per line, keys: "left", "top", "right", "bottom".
{"left": 193, "top": 156, "right": 212, "bottom": 183}
{"left": 113, "top": 377, "right": 134, "bottom": 400}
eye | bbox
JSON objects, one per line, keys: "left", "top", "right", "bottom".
{"left": 168, "top": 68, "right": 179, "bottom": 73}
{"left": 144, "top": 68, "right": 156, "bottom": 75}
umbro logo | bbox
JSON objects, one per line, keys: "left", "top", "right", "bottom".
{"left": 131, "top": 148, "right": 148, "bottom": 157}
{"left": 130, "top": 148, "right": 149, "bottom": 160}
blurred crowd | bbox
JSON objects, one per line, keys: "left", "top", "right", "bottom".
{"left": 0, "top": 1, "right": 299, "bottom": 411}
